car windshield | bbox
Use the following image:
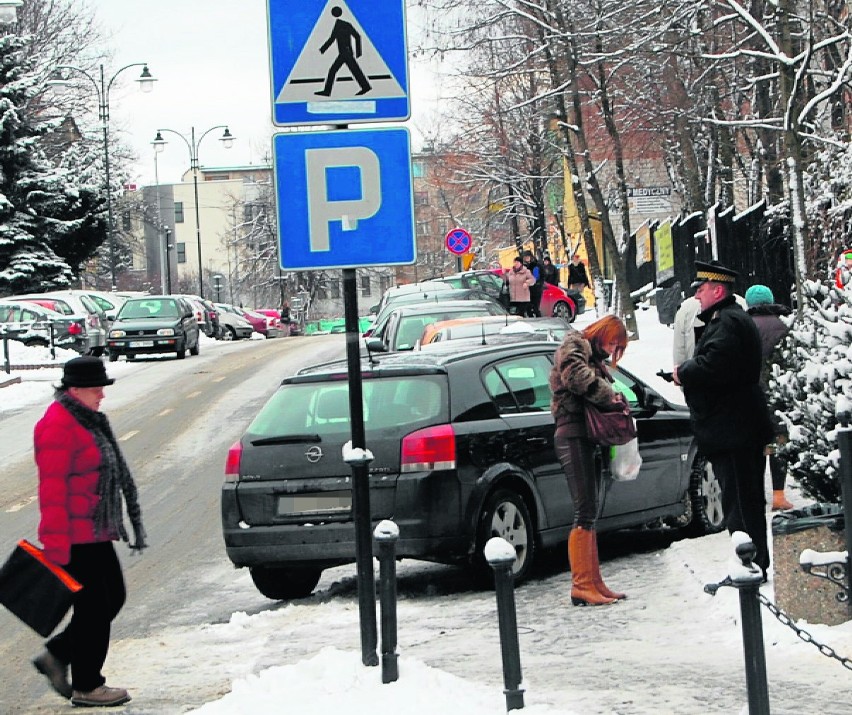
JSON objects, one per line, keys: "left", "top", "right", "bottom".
{"left": 247, "top": 376, "right": 447, "bottom": 438}
{"left": 119, "top": 299, "right": 179, "bottom": 319}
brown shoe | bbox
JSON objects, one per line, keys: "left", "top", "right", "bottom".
{"left": 33, "top": 650, "right": 72, "bottom": 699}
{"left": 71, "top": 685, "right": 130, "bottom": 708}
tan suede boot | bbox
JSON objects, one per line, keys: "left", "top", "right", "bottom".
{"left": 772, "top": 490, "right": 793, "bottom": 511}
{"left": 591, "top": 529, "right": 626, "bottom": 600}
{"left": 568, "top": 527, "right": 616, "bottom": 606}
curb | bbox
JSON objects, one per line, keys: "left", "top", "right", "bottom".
{"left": 0, "top": 376, "right": 21, "bottom": 388}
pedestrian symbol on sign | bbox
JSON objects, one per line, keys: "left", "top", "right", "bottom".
{"left": 276, "top": 0, "right": 406, "bottom": 104}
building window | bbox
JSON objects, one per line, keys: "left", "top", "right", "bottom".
{"left": 414, "top": 191, "right": 429, "bottom": 206}
{"left": 176, "top": 242, "right": 186, "bottom": 264}
{"left": 329, "top": 279, "right": 340, "bottom": 299}
{"left": 204, "top": 173, "right": 230, "bottom": 181}
{"left": 379, "top": 275, "right": 391, "bottom": 294}
{"left": 417, "top": 221, "right": 430, "bottom": 237}
{"left": 174, "top": 202, "right": 184, "bottom": 223}
{"left": 360, "top": 276, "right": 371, "bottom": 297}
{"left": 412, "top": 161, "right": 425, "bottom": 178}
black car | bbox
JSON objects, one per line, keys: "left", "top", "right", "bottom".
{"left": 221, "top": 340, "right": 722, "bottom": 600}
{"left": 107, "top": 296, "right": 201, "bottom": 361}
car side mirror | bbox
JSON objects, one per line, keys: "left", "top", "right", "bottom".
{"left": 106, "top": 312, "right": 116, "bottom": 321}
{"left": 641, "top": 391, "right": 662, "bottom": 417}
{"left": 365, "top": 337, "right": 386, "bottom": 353}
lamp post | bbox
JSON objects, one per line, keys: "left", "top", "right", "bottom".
{"left": 47, "top": 63, "right": 156, "bottom": 289}
{"left": 152, "top": 126, "right": 234, "bottom": 298}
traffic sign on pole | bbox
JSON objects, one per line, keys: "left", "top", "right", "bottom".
{"left": 273, "top": 127, "right": 416, "bottom": 270}
{"left": 445, "top": 227, "right": 472, "bottom": 255}
{"left": 267, "top": 0, "right": 410, "bottom": 126}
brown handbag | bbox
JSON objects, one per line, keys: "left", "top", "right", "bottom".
{"left": 584, "top": 395, "right": 636, "bottom": 446}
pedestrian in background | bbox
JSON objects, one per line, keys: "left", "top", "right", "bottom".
{"left": 503, "top": 256, "right": 536, "bottom": 317}
{"left": 674, "top": 261, "right": 774, "bottom": 578}
{"left": 550, "top": 314, "right": 629, "bottom": 606}
{"left": 541, "top": 255, "right": 559, "bottom": 286}
{"left": 521, "top": 250, "right": 543, "bottom": 317}
{"left": 745, "top": 284, "right": 794, "bottom": 511}
{"left": 567, "top": 253, "right": 590, "bottom": 292}
{"left": 32, "top": 357, "right": 146, "bottom": 707}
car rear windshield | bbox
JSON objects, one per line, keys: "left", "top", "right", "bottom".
{"left": 246, "top": 376, "right": 448, "bottom": 438}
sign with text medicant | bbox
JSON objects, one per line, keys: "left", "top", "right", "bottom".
{"left": 273, "top": 127, "right": 416, "bottom": 270}
{"left": 655, "top": 220, "right": 674, "bottom": 283}
{"left": 267, "top": 0, "right": 410, "bottom": 126}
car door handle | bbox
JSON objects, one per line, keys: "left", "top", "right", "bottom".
{"left": 525, "top": 437, "right": 548, "bottom": 447}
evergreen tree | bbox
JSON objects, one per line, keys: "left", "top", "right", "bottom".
{"left": 0, "top": 32, "right": 105, "bottom": 294}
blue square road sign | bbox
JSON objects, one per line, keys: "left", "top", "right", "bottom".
{"left": 267, "top": 0, "right": 409, "bottom": 126}
{"left": 273, "top": 127, "right": 416, "bottom": 271}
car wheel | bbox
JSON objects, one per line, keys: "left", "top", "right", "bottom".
{"left": 221, "top": 327, "right": 236, "bottom": 341}
{"left": 91, "top": 346, "right": 105, "bottom": 357}
{"left": 176, "top": 347, "right": 186, "bottom": 359}
{"left": 190, "top": 339, "right": 200, "bottom": 356}
{"left": 683, "top": 455, "right": 725, "bottom": 536}
{"left": 552, "top": 300, "right": 576, "bottom": 323}
{"left": 126, "top": 354, "right": 136, "bottom": 361}
{"left": 474, "top": 488, "right": 536, "bottom": 584}
{"left": 108, "top": 352, "right": 118, "bottom": 362}
{"left": 249, "top": 566, "right": 322, "bottom": 600}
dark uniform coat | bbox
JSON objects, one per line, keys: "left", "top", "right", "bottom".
{"left": 677, "top": 295, "right": 773, "bottom": 455}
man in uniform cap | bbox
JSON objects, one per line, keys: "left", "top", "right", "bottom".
{"left": 674, "top": 260, "right": 774, "bottom": 577}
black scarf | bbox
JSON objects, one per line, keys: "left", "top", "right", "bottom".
{"left": 58, "top": 391, "right": 147, "bottom": 553}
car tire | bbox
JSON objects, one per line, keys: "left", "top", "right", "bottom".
{"left": 221, "top": 327, "right": 236, "bottom": 341}
{"left": 249, "top": 566, "right": 322, "bottom": 600}
{"left": 176, "top": 347, "right": 186, "bottom": 359}
{"left": 474, "top": 488, "right": 536, "bottom": 584}
{"left": 552, "top": 300, "right": 576, "bottom": 323}
{"left": 190, "top": 339, "right": 200, "bottom": 356}
{"left": 108, "top": 352, "right": 118, "bottom": 362}
{"left": 126, "top": 354, "right": 136, "bottom": 361}
{"left": 682, "top": 455, "right": 725, "bottom": 536}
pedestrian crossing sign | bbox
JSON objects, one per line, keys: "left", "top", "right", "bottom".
{"left": 267, "top": 0, "right": 410, "bottom": 126}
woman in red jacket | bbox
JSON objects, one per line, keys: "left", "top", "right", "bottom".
{"left": 31, "top": 356, "right": 146, "bottom": 708}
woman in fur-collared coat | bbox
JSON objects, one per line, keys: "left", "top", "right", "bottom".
{"left": 550, "top": 315, "right": 629, "bottom": 606}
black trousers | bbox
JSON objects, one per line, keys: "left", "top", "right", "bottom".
{"left": 554, "top": 428, "right": 599, "bottom": 529}
{"left": 46, "top": 542, "right": 126, "bottom": 692}
{"left": 528, "top": 285, "right": 542, "bottom": 317}
{"left": 708, "top": 444, "right": 769, "bottom": 573}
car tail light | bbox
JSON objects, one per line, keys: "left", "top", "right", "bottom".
{"left": 400, "top": 424, "right": 456, "bottom": 473}
{"left": 67, "top": 322, "right": 83, "bottom": 335}
{"left": 225, "top": 441, "right": 242, "bottom": 481}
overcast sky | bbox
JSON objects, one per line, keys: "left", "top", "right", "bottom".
{"left": 86, "top": 0, "right": 442, "bottom": 186}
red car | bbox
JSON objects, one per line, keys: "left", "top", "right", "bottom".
{"left": 255, "top": 309, "right": 284, "bottom": 335}
{"left": 490, "top": 268, "right": 578, "bottom": 321}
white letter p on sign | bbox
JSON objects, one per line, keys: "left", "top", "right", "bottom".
{"left": 305, "top": 147, "right": 382, "bottom": 252}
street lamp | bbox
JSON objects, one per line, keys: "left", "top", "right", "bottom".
{"left": 0, "top": 1, "right": 22, "bottom": 24}
{"left": 152, "top": 126, "right": 235, "bottom": 298}
{"left": 47, "top": 62, "right": 156, "bottom": 289}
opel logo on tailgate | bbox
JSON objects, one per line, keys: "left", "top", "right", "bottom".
{"left": 305, "top": 446, "right": 323, "bottom": 463}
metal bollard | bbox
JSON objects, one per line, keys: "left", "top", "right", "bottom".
{"left": 373, "top": 519, "right": 399, "bottom": 684}
{"left": 704, "top": 532, "right": 770, "bottom": 715}
{"left": 837, "top": 428, "right": 852, "bottom": 618}
{"left": 2, "top": 333, "right": 9, "bottom": 374}
{"left": 485, "top": 537, "right": 525, "bottom": 711}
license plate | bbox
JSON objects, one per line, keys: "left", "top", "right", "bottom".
{"left": 128, "top": 340, "right": 154, "bottom": 348}
{"left": 277, "top": 492, "right": 351, "bottom": 516}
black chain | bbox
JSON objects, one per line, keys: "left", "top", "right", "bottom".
{"left": 758, "top": 593, "right": 852, "bottom": 671}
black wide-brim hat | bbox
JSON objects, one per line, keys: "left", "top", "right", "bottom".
{"left": 61, "top": 356, "right": 115, "bottom": 388}
{"left": 690, "top": 260, "right": 739, "bottom": 289}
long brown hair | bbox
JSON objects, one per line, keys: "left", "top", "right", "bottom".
{"left": 582, "top": 315, "right": 628, "bottom": 366}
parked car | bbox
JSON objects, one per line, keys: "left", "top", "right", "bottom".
{"left": 0, "top": 301, "right": 88, "bottom": 352}
{"left": 365, "top": 288, "right": 500, "bottom": 338}
{"left": 368, "top": 280, "right": 457, "bottom": 317}
{"left": 221, "top": 340, "right": 722, "bottom": 600}
{"left": 248, "top": 309, "right": 281, "bottom": 338}
{"left": 256, "top": 309, "right": 284, "bottom": 335}
{"left": 7, "top": 291, "right": 109, "bottom": 354}
{"left": 366, "top": 300, "right": 509, "bottom": 352}
{"left": 216, "top": 303, "right": 270, "bottom": 337}
{"left": 81, "top": 291, "right": 129, "bottom": 321}
{"left": 177, "top": 294, "right": 215, "bottom": 337}
{"left": 418, "top": 315, "right": 526, "bottom": 346}
{"left": 215, "top": 308, "right": 254, "bottom": 340}
{"left": 106, "top": 296, "right": 200, "bottom": 361}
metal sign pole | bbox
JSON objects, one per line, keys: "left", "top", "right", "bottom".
{"left": 343, "top": 268, "right": 378, "bottom": 666}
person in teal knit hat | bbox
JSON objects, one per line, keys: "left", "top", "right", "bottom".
{"left": 745, "top": 284, "right": 794, "bottom": 511}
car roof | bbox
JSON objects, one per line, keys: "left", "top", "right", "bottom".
{"left": 389, "top": 299, "right": 503, "bottom": 317}
{"left": 420, "top": 314, "right": 524, "bottom": 343}
{"left": 294, "top": 339, "right": 558, "bottom": 381}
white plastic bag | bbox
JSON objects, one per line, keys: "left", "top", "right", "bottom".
{"left": 610, "top": 437, "right": 642, "bottom": 481}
